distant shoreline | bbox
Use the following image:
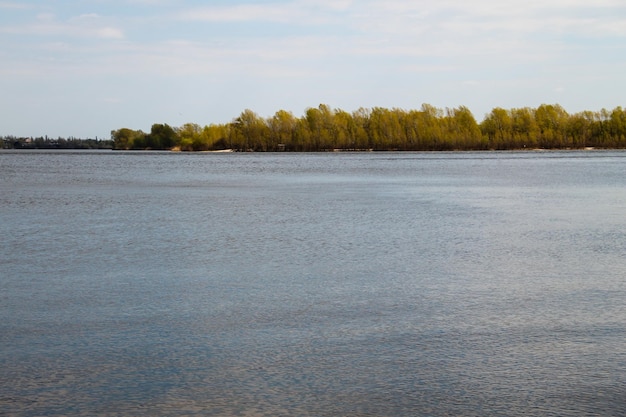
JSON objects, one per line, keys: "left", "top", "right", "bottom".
{"left": 5, "top": 146, "right": 625, "bottom": 154}
{"left": 109, "top": 104, "right": 626, "bottom": 152}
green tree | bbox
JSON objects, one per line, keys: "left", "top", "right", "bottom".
{"left": 567, "top": 111, "right": 595, "bottom": 148}
{"left": 146, "top": 123, "right": 178, "bottom": 149}
{"left": 351, "top": 107, "right": 371, "bottom": 149}
{"left": 178, "top": 123, "right": 204, "bottom": 151}
{"left": 111, "top": 128, "right": 146, "bottom": 150}
{"left": 108, "top": 102, "right": 626, "bottom": 152}
{"left": 292, "top": 117, "right": 312, "bottom": 151}
{"left": 368, "top": 107, "right": 405, "bottom": 150}
{"left": 481, "top": 107, "right": 512, "bottom": 149}
{"left": 204, "top": 124, "right": 231, "bottom": 150}
{"left": 535, "top": 104, "right": 569, "bottom": 148}
{"left": 304, "top": 104, "right": 335, "bottom": 150}
{"left": 268, "top": 110, "right": 297, "bottom": 150}
{"left": 447, "top": 106, "right": 481, "bottom": 149}
{"left": 608, "top": 106, "right": 626, "bottom": 146}
{"left": 332, "top": 109, "right": 354, "bottom": 150}
{"left": 231, "top": 109, "right": 270, "bottom": 151}
{"left": 419, "top": 104, "right": 445, "bottom": 150}
{"left": 508, "top": 107, "right": 538, "bottom": 148}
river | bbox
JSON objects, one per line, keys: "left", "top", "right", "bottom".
{"left": 1, "top": 150, "right": 625, "bottom": 416}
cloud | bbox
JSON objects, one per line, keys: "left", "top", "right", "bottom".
{"left": 2, "top": 22, "right": 125, "bottom": 39}
{"left": 126, "top": 0, "right": 174, "bottom": 4}
{"left": 0, "top": 1, "right": 30, "bottom": 9}
{"left": 178, "top": 4, "right": 286, "bottom": 22}
{"left": 177, "top": 0, "right": 349, "bottom": 24}
{"left": 352, "top": 0, "right": 626, "bottom": 38}
{"left": 5, "top": 0, "right": 622, "bottom": 83}
{"left": 22, "top": 0, "right": 621, "bottom": 80}
{"left": 2, "top": 0, "right": 625, "bottom": 138}
{"left": 1, "top": 10, "right": 125, "bottom": 40}
{"left": 72, "top": 13, "right": 101, "bottom": 20}
{"left": 173, "top": 0, "right": 626, "bottom": 63}
{"left": 95, "top": 27, "right": 125, "bottom": 39}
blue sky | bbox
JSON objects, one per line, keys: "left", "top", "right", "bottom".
{"left": 1, "top": 0, "right": 625, "bottom": 138}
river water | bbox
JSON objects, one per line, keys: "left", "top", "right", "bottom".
{"left": 1, "top": 150, "right": 625, "bottom": 416}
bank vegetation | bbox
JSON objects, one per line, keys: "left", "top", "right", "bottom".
{"left": 110, "top": 103, "right": 626, "bottom": 152}
{"left": 1, "top": 136, "right": 112, "bottom": 150}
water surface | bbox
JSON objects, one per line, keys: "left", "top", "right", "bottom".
{"left": 1, "top": 150, "right": 625, "bottom": 416}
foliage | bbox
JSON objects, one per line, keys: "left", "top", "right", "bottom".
{"left": 106, "top": 104, "right": 626, "bottom": 151}
{"left": 1, "top": 135, "right": 113, "bottom": 149}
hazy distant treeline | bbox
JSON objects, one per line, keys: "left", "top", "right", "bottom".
{"left": 110, "top": 103, "right": 624, "bottom": 151}
{"left": 1, "top": 136, "right": 113, "bottom": 150}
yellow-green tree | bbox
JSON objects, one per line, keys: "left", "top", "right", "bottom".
{"left": 351, "top": 107, "right": 371, "bottom": 149}
{"left": 111, "top": 128, "right": 146, "bottom": 150}
{"left": 331, "top": 109, "right": 353, "bottom": 149}
{"left": 566, "top": 111, "right": 594, "bottom": 148}
{"left": 204, "top": 124, "right": 231, "bottom": 150}
{"left": 304, "top": 104, "right": 336, "bottom": 150}
{"left": 368, "top": 108, "right": 405, "bottom": 150}
{"left": 535, "top": 104, "right": 569, "bottom": 148}
{"left": 178, "top": 123, "right": 204, "bottom": 151}
{"left": 268, "top": 110, "right": 297, "bottom": 150}
{"left": 481, "top": 107, "right": 512, "bottom": 149}
{"left": 231, "top": 109, "right": 270, "bottom": 151}
{"left": 111, "top": 103, "right": 626, "bottom": 152}
{"left": 447, "top": 106, "right": 482, "bottom": 149}
{"left": 609, "top": 106, "right": 626, "bottom": 146}
{"left": 419, "top": 104, "right": 445, "bottom": 149}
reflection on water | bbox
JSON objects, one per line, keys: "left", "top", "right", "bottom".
{"left": 1, "top": 150, "right": 626, "bottom": 416}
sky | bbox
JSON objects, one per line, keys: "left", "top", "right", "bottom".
{"left": 1, "top": 0, "right": 625, "bottom": 139}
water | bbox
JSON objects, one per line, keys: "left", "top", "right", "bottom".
{"left": 1, "top": 150, "right": 625, "bottom": 416}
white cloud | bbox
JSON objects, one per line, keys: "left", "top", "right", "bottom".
{"left": 126, "top": 0, "right": 174, "bottom": 4}
{"left": 1, "top": 14, "right": 125, "bottom": 40}
{"left": 0, "top": 1, "right": 30, "bottom": 9}
{"left": 95, "top": 27, "right": 125, "bottom": 39}
{"left": 178, "top": 4, "right": 298, "bottom": 23}
{"left": 71, "top": 13, "right": 101, "bottom": 21}
{"left": 353, "top": 0, "right": 626, "bottom": 35}
{"left": 36, "top": 12, "right": 56, "bottom": 22}
{"left": 2, "top": 0, "right": 625, "bottom": 137}
{"left": 177, "top": 0, "right": 350, "bottom": 24}
{"left": 171, "top": 0, "right": 626, "bottom": 70}
{"left": 6, "top": 0, "right": 623, "bottom": 81}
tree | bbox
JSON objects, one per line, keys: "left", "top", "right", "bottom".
{"left": 304, "top": 104, "right": 335, "bottom": 150}
{"left": 204, "top": 124, "right": 231, "bottom": 150}
{"left": 111, "top": 128, "right": 146, "bottom": 150}
{"left": 351, "top": 107, "right": 371, "bottom": 149}
{"left": 481, "top": 107, "right": 512, "bottom": 149}
{"left": 419, "top": 104, "right": 445, "bottom": 150}
{"left": 178, "top": 123, "right": 203, "bottom": 151}
{"left": 447, "top": 106, "right": 481, "bottom": 149}
{"left": 608, "top": 106, "right": 626, "bottom": 146}
{"left": 107, "top": 103, "right": 626, "bottom": 152}
{"left": 509, "top": 107, "right": 539, "bottom": 149}
{"left": 332, "top": 109, "right": 354, "bottom": 150}
{"left": 535, "top": 104, "right": 569, "bottom": 148}
{"left": 147, "top": 123, "right": 178, "bottom": 149}
{"left": 368, "top": 107, "right": 405, "bottom": 150}
{"left": 268, "top": 110, "right": 297, "bottom": 150}
{"left": 231, "top": 109, "right": 270, "bottom": 151}
{"left": 567, "top": 111, "right": 594, "bottom": 148}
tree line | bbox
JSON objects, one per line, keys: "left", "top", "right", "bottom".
{"left": 105, "top": 103, "right": 624, "bottom": 152}
{"left": 1, "top": 136, "right": 113, "bottom": 150}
